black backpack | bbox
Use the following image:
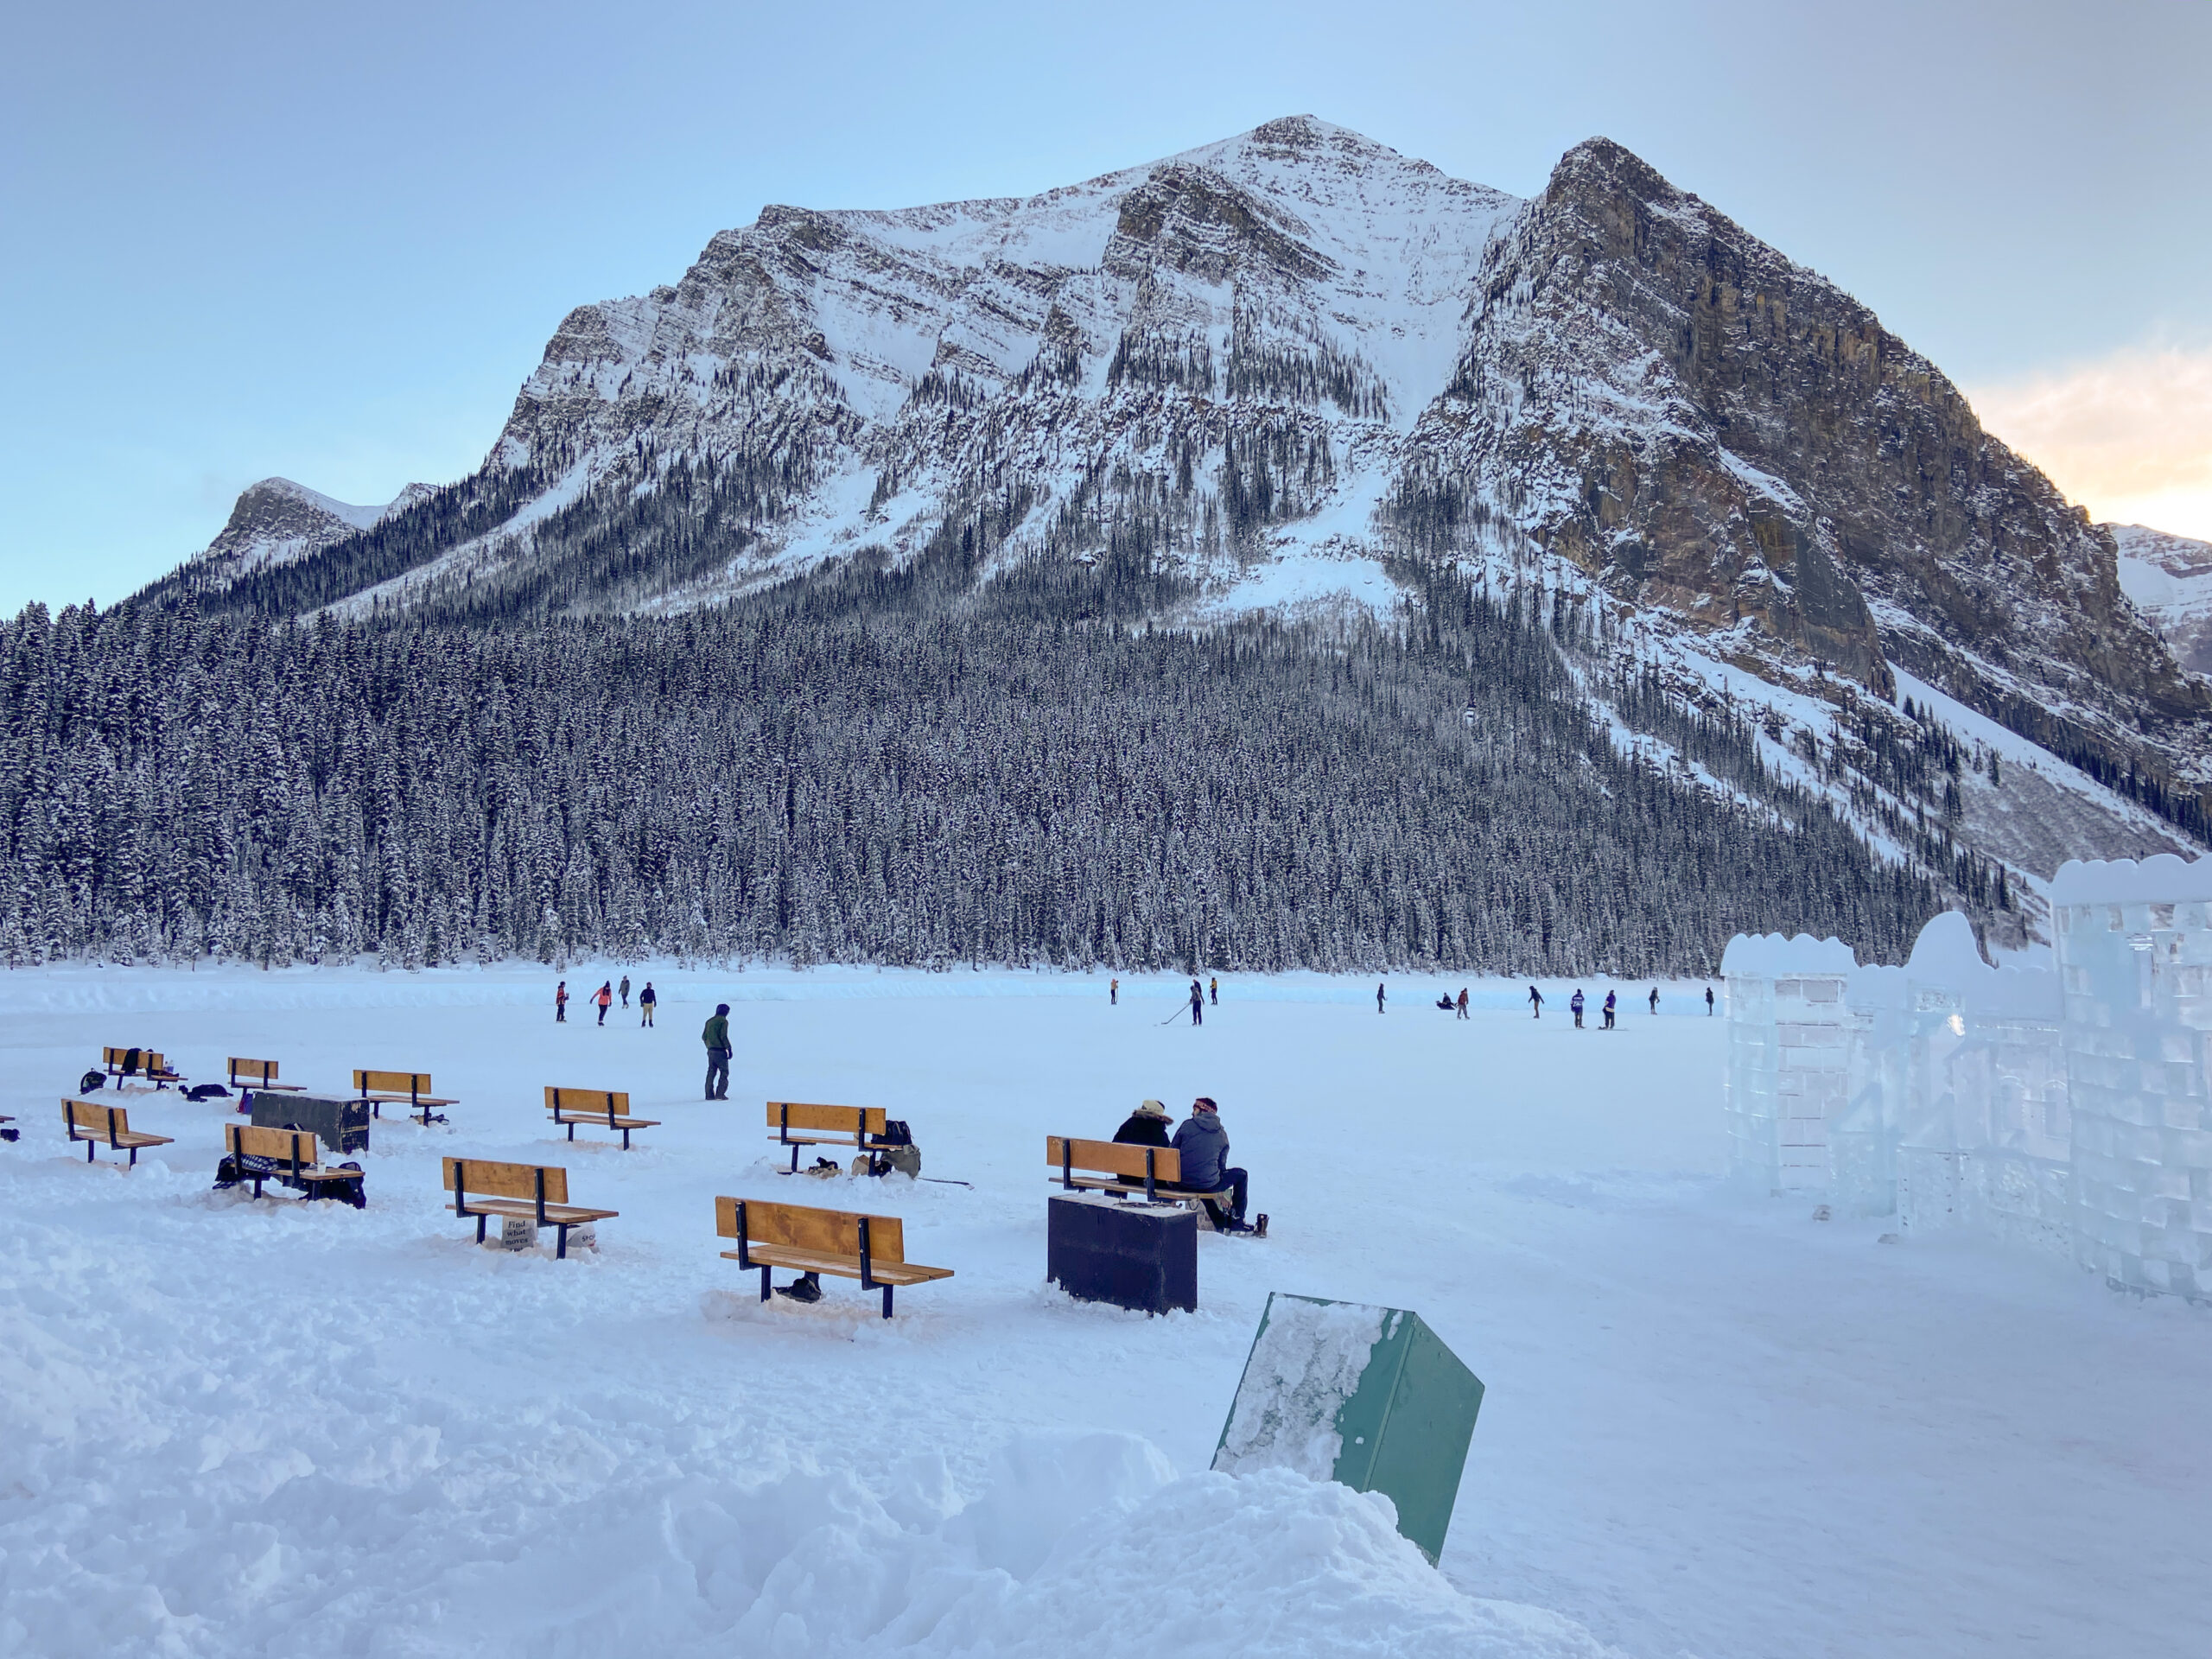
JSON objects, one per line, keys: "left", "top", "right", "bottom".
{"left": 79, "top": 1070, "right": 105, "bottom": 1094}
{"left": 879, "top": 1119, "right": 913, "bottom": 1147}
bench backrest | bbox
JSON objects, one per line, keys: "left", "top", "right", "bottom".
{"left": 65, "top": 1097, "right": 124, "bottom": 1135}
{"left": 442, "top": 1157, "right": 569, "bottom": 1205}
{"left": 715, "top": 1195, "right": 906, "bottom": 1264}
{"left": 357, "top": 1070, "right": 430, "bottom": 1097}
{"left": 103, "top": 1047, "right": 165, "bottom": 1074}
{"left": 227, "top": 1122, "right": 317, "bottom": 1166}
{"left": 229, "top": 1057, "right": 280, "bottom": 1086}
{"left": 1046, "top": 1135, "right": 1183, "bottom": 1184}
{"left": 766, "top": 1102, "right": 887, "bottom": 1138}
{"left": 546, "top": 1087, "right": 629, "bottom": 1118}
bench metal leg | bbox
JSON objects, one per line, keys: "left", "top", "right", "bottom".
{"left": 475, "top": 1214, "right": 487, "bottom": 1243}
{"left": 86, "top": 1139, "right": 96, "bottom": 1162}
{"left": 882, "top": 1285, "right": 894, "bottom": 1319}
{"left": 556, "top": 1224, "right": 569, "bottom": 1261}
{"left": 760, "top": 1266, "right": 772, "bottom": 1301}
{"left": 789, "top": 1144, "right": 800, "bottom": 1173}
{"left": 567, "top": 1122, "right": 575, "bottom": 1141}
{"left": 620, "top": 1128, "right": 631, "bottom": 1150}
{"left": 128, "top": 1148, "right": 138, "bottom": 1167}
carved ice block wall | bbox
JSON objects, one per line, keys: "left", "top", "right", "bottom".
{"left": 2052, "top": 855, "right": 2212, "bottom": 1300}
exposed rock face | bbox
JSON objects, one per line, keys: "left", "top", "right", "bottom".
{"left": 1417, "top": 138, "right": 2208, "bottom": 771}
{"left": 2111, "top": 524, "right": 2212, "bottom": 677}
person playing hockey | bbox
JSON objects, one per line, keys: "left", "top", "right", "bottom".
{"left": 1570, "top": 988, "right": 1585, "bottom": 1028}
{"left": 1189, "top": 979, "right": 1205, "bottom": 1026}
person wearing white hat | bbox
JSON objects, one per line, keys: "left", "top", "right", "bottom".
{"left": 1113, "top": 1099, "right": 1173, "bottom": 1147}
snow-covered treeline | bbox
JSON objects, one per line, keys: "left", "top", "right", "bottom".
{"left": 0, "top": 571, "right": 1944, "bottom": 973}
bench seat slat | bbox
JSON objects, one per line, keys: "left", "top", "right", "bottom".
{"left": 718, "top": 1246, "right": 953, "bottom": 1284}
{"left": 547, "top": 1110, "right": 660, "bottom": 1128}
{"left": 448, "top": 1198, "right": 618, "bottom": 1224}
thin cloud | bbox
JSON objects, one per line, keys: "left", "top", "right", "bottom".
{"left": 1967, "top": 345, "right": 2212, "bottom": 541}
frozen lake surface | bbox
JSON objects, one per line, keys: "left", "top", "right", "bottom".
{"left": 1, "top": 964, "right": 2203, "bottom": 1656}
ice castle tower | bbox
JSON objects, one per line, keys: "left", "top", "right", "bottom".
{"left": 2052, "top": 855, "right": 2212, "bottom": 1300}
{"left": 1723, "top": 933, "right": 1855, "bottom": 1192}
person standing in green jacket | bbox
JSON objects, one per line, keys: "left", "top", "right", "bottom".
{"left": 702, "top": 1003, "right": 732, "bottom": 1100}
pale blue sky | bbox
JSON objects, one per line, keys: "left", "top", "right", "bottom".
{"left": 2, "top": 0, "right": 2206, "bottom": 611}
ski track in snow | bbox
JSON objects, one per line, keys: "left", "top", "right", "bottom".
{"left": 2, "top": 965, "right": 2205, "bottom": 1656}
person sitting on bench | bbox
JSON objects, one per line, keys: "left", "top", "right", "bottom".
{"left": 1112, "top": 1099, "right": 1173, "bottom": 1147}
{"left": 1169, "top": 1096, "right": 1254, "bottom": 1232}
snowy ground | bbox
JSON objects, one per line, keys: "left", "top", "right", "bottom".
{"left": 2, "top": 964, "right": 2204, "bottom": 1658}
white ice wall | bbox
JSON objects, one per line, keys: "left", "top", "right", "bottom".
{"left": 1722, "top": 934, "right": 1854, "bottom": 1193}
{"left": 2052, "top": 855, "right": 2212, "bottom": 1301}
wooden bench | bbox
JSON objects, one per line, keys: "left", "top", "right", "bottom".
{"left": 545, "top": 1087, "right": 660, "bottom": 1149}
{"left": 63, "top": 1098, "right": 175, "bottom": 1166}
{"left": 766, "top": 1101, "right": 889, "bottom": 1173}
{"left": 715, "top": 1195, "right": 951, "bottom": 1318}
{"left": 355, "top": 1070, "right": 457, "bottom": 1125}
{"left": 1046, "top": 1135, "right": 1236, "bottom": 1221}
{"left": 228, "top": 1057, "right": 303, "bottom": 1093}
{"left": 103, "top": 1046, "right": 184, "bottom": 1089}
{"left": 442, "top": 1157, "right": 614, "bottom": 1259}
{"left": 220, "top": 1122, "right": 364, "bottom": 1205}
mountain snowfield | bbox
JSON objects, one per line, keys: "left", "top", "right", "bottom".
{"left": 3, "top": 964, "right": 2205, "bottom": 1656}
{"left": 162, "top": 116, "right": 2212, "bottom": 931}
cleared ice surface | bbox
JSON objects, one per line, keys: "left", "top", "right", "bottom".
{"left": 1214, "top": 1297, "right": 1389, "bottom": 1480}
{"left": 1722, "top": 934, "right": 1853, "bottom": 1193}
{"left": 2053, "top": 855, "right": 2212, "bottom": 1299}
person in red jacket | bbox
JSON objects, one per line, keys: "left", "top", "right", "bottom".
{"left": 555, "top": 981, "right": 569, "bottom": 1023}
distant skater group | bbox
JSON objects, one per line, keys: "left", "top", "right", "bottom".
{"left": 553, "top": 977, "right": 657, "bottom": 1027}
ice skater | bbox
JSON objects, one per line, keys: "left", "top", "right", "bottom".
{"left": 639, "top": 982, "right": 657, "bottom": 1027}
{"left": 702, "top": 1002, "right": 732, "bottom": 1099}
{"left": 1209, "top": 976, "right": 1218, "bottom": 1006}
{"left": 1570, "top": 988, "right": 1584, "bottom": 1028}
{"left": 1376, "top": 982, "right": 1386, "bottom": 1014}
{"left": 555, "top": 981, "right": 569, "bottom": 1023}
{"left": 1110, "top": 978, "right": 1119, "bottom": 1006}
{"left": 1457, "top": 988, "right": 1470, "bottom": 1020}
{"left": 1529, "top": 984, "right": 1543, "bottom": 1019}
{"left": 1189, "top": 978, "right": 1205, "bottom": 1027}
{"left": 1602, "top": 989, "right": 1617, "bottom": 1029}
{"left": 1649, "top": 986, "right": 1659, "bottom": 1014}
{"left": 1706, "top": 985, "right": 1714, "bottom": 1015}
{"left": 594, "top": 982, "right": 613, "bottom": 1025}
{"left": 620, "top": 974, "right": 631, "bottom": 1008}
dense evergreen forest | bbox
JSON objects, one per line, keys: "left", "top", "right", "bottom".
{"left": 0, "top": 556, "right": 1948, "bottom": 974}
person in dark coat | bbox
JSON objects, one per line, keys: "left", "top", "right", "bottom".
{"left": 702, "top": 1003, "right": 732, "bottom": 1100}
{"left": 1648, "top": 986, "right": 1659, "bottom": 1014}
{"left": 1706, "top": 986, "right": 1715, "bottom": 1015}
{"left": 620, "top": 975, "right": 631, "bottom": 1008}
{"left": 1113, "top": 1100, "right": 1173, "bottom": 1147}
{"left": 1529, "top": 985, "right": 1543, "bottom": 1019}
{"left": 639, "top": 982, "right": 657, "bottom": 1027}
{"left": 1171, "top": 1096, "right": 1252, "bottom": 1232}
{"left": 1189, "top": 979, "right": 1205, "bottom": 1027}
{"left": 1570, "top": 988, "right": 1585, "bottom": 1028}
{"left": 1603, "top": 988, "right": 1617, "bottom": 1029}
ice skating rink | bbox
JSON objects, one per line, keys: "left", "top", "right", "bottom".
{"left": 1, "top": 965, "right": 2202, "bottom": 1657}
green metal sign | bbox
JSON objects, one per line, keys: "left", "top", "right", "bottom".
{"left": 1211, "top": 1292, "right": 1484, "bottom": 1565}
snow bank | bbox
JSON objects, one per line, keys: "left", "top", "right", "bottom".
{"left": 1717, "top": 933, "right": 1855, "bottom": 976}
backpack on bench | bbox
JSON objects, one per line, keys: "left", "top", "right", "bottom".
{"left": 869, "top": 1119, "right": 921, "bottom": 1179}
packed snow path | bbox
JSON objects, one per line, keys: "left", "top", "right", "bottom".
{"left": 1, "top": 967, "right": 2203, "bottom": 1657}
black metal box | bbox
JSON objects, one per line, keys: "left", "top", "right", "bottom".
{"left": 1047, "top": 1193, "right": 1197, "bottom": 1314}
{"left": 251, "top": 1092, "right": 370, "bottom": 1155}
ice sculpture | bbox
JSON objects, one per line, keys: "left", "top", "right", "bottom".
{"left": 1722, "top": 933, "right": 1854, "bottom": 1192}
{"left": 2051, "top": 855, "right": 2212, "bottom": 1300}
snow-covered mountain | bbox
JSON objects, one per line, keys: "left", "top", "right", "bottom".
{"left": 155, "top": 117, "right": 2212, "bottom": 902}
{"left": 185, "top": 476, "right": 433, "bottom": 588}
{"left": 2110, "top": 523, "right": 2212, "bottom": 677}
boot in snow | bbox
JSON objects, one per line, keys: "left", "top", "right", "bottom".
{"left": 775, "top": 1272, "right": 823, "bottom": 1303}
